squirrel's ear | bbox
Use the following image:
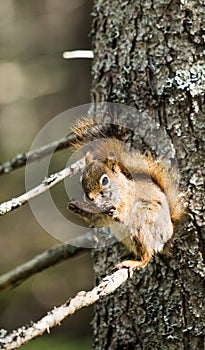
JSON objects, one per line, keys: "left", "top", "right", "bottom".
{"left": 85, "top": 152, "right": 94, "bottom": 165}
{"left": 106, "top": 152, "right": 133, "bottom": 179}
{"left": 106, "top": 152, "right": 120, "bottom": 173}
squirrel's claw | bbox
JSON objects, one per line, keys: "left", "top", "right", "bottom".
{"left": 108, "top": 207, "right": 119, "bottom": 216}
{"left": 113, "top": 261, "right": 135, "bottom": 278}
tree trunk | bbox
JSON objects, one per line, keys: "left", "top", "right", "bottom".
{"left": 91, "top": 1, "right": 205, "bottom": 349}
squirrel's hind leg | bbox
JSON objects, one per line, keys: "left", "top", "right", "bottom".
{"left": 114, "top": 254, "right": 152, "bottom": 276}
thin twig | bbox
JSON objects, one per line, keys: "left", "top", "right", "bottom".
{"left": 0, "top": 133, "right": 76, "bottom": 175}
{"left": 0, "top": 268, "right": 129, "bottom": 350}
{"left": 62, "top": 50, "right": 94, "bottom": 59}
{"left": 0, "top": 157, "right": 85, "bottom": 216}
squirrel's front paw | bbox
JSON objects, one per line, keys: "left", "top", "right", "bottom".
{"left": 67, "top": 200, "right": 79, "bottom": 213}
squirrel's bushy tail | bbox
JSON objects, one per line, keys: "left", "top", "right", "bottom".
{"left": 146, "top": 155, "right": 184, "bottom": 222}
{"left": 71, "top": 117, "right": 131, "bottom": 148}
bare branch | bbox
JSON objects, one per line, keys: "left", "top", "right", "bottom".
{"left": 0, "top": 268, "right": 129, "bottom": 349}
{"left": 0, "top": 245, "right": 83, "bottom": 291}
{"left": 0, "top": 133, "right": 76, "bottom": 175}
{"left": 0, "top": 120, "right": 129, "bottom": 176}
{"left": 0, "top": 243, "right": 76, "bottom": 291}
{"left": 0, "top": 157, "right": 85, "bottom": 216}
{"left": 0, "top": 232, "right": 98, "bottom": 291}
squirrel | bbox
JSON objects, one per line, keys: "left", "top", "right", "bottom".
{"left": 67, "top": 120, "right": 184, "bottom": 272}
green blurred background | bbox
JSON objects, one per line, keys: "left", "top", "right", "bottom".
{"left": 0, "top": 1, "right": 93, "bottom": 348}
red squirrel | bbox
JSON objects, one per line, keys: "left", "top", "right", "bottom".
{"left": 68, "top": 121, "right": 184, "bottom": 272}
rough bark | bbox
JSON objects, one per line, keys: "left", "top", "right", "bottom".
{"left": 91, "top": 1, "right": 205, "bottom": 349}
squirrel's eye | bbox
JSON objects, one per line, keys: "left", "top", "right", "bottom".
{"left": 100, "top": 174, "right": 110, "bottom": 187}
